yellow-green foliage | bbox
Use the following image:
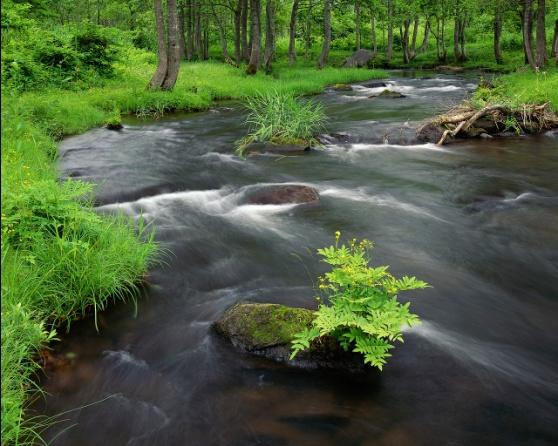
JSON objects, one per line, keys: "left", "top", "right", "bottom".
{"left": 291, "top": 233, "right": 429, "bottom": 370}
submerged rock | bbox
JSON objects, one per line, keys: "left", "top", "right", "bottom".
{"left": 436, "top": 65, "right": 465, "bottom": 73}
{"left": 343, "top": 49, "right": 375, "bottom": 68}
{"left": 214, "top": 303, "right": 364, "bottom": 371}
{"left": 370, "top": 89, "right": 406, "bottom": 99}
{"left": 331, "top": 83, "right": 353, "bottom": 91}
{"left": 246, "top": 141, "right": 312, "bottom": 155}
{"left": 361, "top": 81, "right": 387, "bottom": 89}
{"left": 244, "top": 184, "right": 319, "bottom": 205}
{"left": 105, "top": 123, "right": 123, "bottom": 130}
{"left": 416, "top": 122, "right": 445, "bottom": 144}
{"left": 316, "top": 132, "right": 353, "bottom": 145}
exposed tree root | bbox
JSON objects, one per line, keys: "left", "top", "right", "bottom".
{"left": 417, "top": 102, "right": 558, "bottom": 145}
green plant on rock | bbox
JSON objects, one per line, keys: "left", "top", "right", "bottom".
{"left": 290, "top": 232, "right": 429, "bottom": 370}
{"left": 235, "top": 90, "right": 327, "bottom": 157}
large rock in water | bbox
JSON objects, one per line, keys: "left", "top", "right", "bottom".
{"left": 416, "top": 122, "right": 445, "bottom": 143}
{"left": 369, "top": 89, "right": 406, "bottom": 99}
{"left": 214, "top": 303, "right": 364, "bottom": 371}
{"left": 343, "top": 49, "right": 375, "bottom": 68}
{"left": 244, "top": 184, "right": 319, "bottom": 205}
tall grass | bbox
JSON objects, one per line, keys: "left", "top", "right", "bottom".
{"left": 236, "top": 91, "right": 327, "bottom": 156}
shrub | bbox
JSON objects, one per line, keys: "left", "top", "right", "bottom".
{"left": 74, "top": 25, "right": 117, "bottom": 76}
{"left": 290, "top": 232, "right": 428, "bottom": 370}
{"left": 235, "top": 90, "right": 327, "bottom": 156}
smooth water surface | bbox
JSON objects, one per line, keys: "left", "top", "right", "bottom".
{"left": 36, "top": 73, "right": 558, "bottom": 445}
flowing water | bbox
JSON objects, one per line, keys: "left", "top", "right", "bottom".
{"left": 35, "top": 73, "right": 558, "bottom": 445}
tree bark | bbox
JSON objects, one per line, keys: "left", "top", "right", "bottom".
{"left": 234, "top": 2, "right": 242, "bottom": 65}
{"left": 402, "top": 19, "right": 411, "bottom": 64}
{"left": 161, "top": 0, "right": 180, "bottom": 90}
{"left": 453, "top": 17, "right": 462, "bottom": 61}
{"left": 212, "top": 3, "right": 233, "bottom": 63}
{"left": 420, "top": 17, "right": 430, "bottom": 53}
{"left": 240, "top": 0, "right": 250, "bottom": 61}
{"left": 288, "top": 0, "right": 300, "bottom": 64}
{"left": 523, "top": 0, "right": 536, "bottom": 68}
{"left": 246, "top": 0, "right": 261, "bottom": 74}
{"left": 535, "top": 0, "right": 546, "bottom": 69}
{"left": 370, "top": 10, "right": 377, "bottom": 54}
{"left": 149, "top": 0, "right": 168, "bottom": 89}
{"left": 186, "top": 0, "right": 194, "bottom": 60}
{"left": 178, "top": 1, "right": 186, "bottom": 59}
{"left": 494, "top": 9, "right": 503, "bottom": 64}
{"left": 264, "top": 0, "right": 275, "bottom": 73}
{"left": 355, "top": 1, "right": 361, "bottom": 50}
{"left": 316, "top": 0, "right": 332, "bottom": 69}
{"left": 386, "top": 0, "right": 394, "bottom": 61}
{"left": 410, "top": 17, "right": 419, "bottom": 57}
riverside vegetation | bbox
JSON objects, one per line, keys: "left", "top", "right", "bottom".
{"left": 2, "top": 0, "right": 558, "bottom": 444}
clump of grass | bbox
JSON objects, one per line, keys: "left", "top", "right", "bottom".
{"left": 235, "top": 90, "right": 327, "bottom": 156}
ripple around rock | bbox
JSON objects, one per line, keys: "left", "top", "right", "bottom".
{"left": 214, "top": 303, "right": 365, "bottom": 372}
{"left": 243, "top": 184, "right": 319, "bottom": 205}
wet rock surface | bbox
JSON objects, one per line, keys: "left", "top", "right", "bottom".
{"left": 244, "top": 185, "right": 319, "bottom": 205}
{"left": 214, "top": 303, "right": 365, "bottom": 372}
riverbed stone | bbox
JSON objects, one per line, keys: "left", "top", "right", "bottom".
{"left": 332, "top": 83, "right": 353, "bottom": 91}
{"left": 214, "top": 303, "right": 365, "bottom": 371}
{"left": 361, "top": 81, "right": 387, "bottom": 88}
{"left": 244, "top": 184, "right": 319, "bottom": 205}
{"left": 416, "top": 122, "right": 445, "bottom": 143}
{"left": 369, "top": 89, "right": 406, "bottom": 99}
{"left": 343, "top": 49, "right": 375, "bottom": 68}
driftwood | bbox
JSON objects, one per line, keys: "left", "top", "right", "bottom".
{"left": 417, "top": 102, "right": 558, "bottom": 145}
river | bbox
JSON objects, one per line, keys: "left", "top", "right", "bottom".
{"left": 35, "top": 72, "right": 558, "bottom": 445}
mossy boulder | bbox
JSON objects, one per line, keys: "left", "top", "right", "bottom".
{"left": 214, "top": 303, "right": 365, "bottom": 371}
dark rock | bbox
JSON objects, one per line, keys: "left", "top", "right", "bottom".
{"left": 246, "top": 141, "right": 312, "bottom": 155}
{"left": 316, "top": 132, "right": 352, "bottom": 145}
{"left": 369, "top": 89, "right": 406, "bottom": 99}
{"left": 331, "top": 83, "right": 353, "bottom": 91}
{"left": 436, "top": 65, "right": 465, "bottom": 73}
{"left": 214, "top": 303, "right": 365, "bottom": 372}
{"left": 416, "top": 122, "right": 445, "bottom": 143}
{"left": 343, "top": 49, "right": 375, "bottom": 68}
{"left": 244, "top": 184, "right": 319, "bottom": 205}
{"left": 361, "top": 81, "right": 387, "bottom": 89}
{"left": 105, "top": 123, "right": 123, "bottom": 130}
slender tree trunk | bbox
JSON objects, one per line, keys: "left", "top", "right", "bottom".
{"left": 211, "top": 3, "right": 232, "bottom": 63}
{"left": 288, "top": 0, "right": 300, "bottom": 64}
{"left": 420, "top": 17, "right": 430, "bottom": 53}
{"left": 552, "top": 19, "right": 558, "bottom": 62}
{"left": 178, "top": 1, "right": 186, "bottom": 59}
{"left": 317, "top": 0, "right": 331, "bottom": 69}
{"left": 523, "top": 0, "right": 536, "bottom": 68}
{"left": 494, "top": 9, "right": 503, "bottom": 64}
{"left": 162, "top": 0, "right": 180, "bottom": 90}
{"left": 410, "top": 17, "right": 419, "bottom": 57}
{"left": 246, "top": 0, "right": 261, "bottom": 74}
{"left": 460, "top": 18, "right": 467, "bottom": 60}
{"left": 186, "top": 0, "right": 194, "bottom": 60}
{"left": 386, "top": 0, "right": 394, "bottom": 61}
{"left": 453, "top": 17, "right": 462, "bottom": 61}
{"left": 304, "top": 1, "right": 314, "bottom": 59}
{"left": 149, "top": 0, "right": 168, "bottom": 89}
{"left": 370, "top": 12, "right": 377, "bottom": 53}
{"left": 535, "top": 0, "right": 546, "bottom": 69}
{"left": 355, "top": 1, "right": 361, "bottom": 50}
{"left": 240, "top": 0, "right": 250, "bottom": 61}
{"left": 195, "top": 6, "right": 203, "bottom": 60}
{"left": 234, "top": 3, "right": 242, "bottom": 65}
{"left": 264, "top": 0, "right": 275, "bottom": 73}
{"left": 402, "top": 18, "right": 411, "bottom": 64}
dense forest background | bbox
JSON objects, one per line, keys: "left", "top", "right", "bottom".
{"left": 2, "top": 0, "right": 557, "bottom": 92}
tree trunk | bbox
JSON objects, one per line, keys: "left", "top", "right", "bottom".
{"left": 494, "top": 9, "right": 503, "bottom": 64}
{"left": 288, "top": 0, "right": 300, "bottom": 64}
{"left": 304, "top": 1, "right": 314, "bottom": 59}
{"left": 186, "top": 0, "right": 194, "bottom": 60}
{"left": 316, "top": 0, "right": 331, "bottom": 69}
{"left": 370, "top": 11, "right": 377, "bottom": 54}
{"left": 460, "top": 18, "right": 467, "bottom": 61}
{"left": 212, "top": 3, "right": 232, "bottom": 63}
{"left": 355, "top": 1, "right": 361, "bottom": 50}
{"left": 161, "top": 0, "right": 180, "bottom": 90}
{"left": 402, "top": 19, "right": 411, "bottom": 64}
{"left": 410, "top": 17, "right": 419, "bottom": 57}
{"left": 420, "top": 17, "right": 430, "bottom": 53}
{"left": 240, "top": 0, "right": 250, "bottom": 62}
{"left": 453, "top": 17, "right": 462, "bottom": 62}
{"left": 264, "top": 0, "right": 275, "bottom": 73}
{"left": 178, "top": 1, "right": 186, "bottom": 59}
{"left": 535, "top": 0, "right": 546, "bottom": 69}
{"left": 386, "top": 0, "right": 394, "bottom": 61}
{"left": 234, "top": 3, "right": 242, "bottom": 65}
{"left": 246, "top": 0, "right": 261, "bottom": 74}
{"left": 149, "top": 0, "right": 168, "bottom": 89}
{"left": 523, "top": 0, "right": 536, "bottom": 68}
{"left": 203, "top": 15, "right": 209, "bottom": 60}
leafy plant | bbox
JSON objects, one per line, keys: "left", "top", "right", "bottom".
{"left": 235, "top": 90, "right": 327, "bottom": 157}
{"left": 290, "top": 232, "right": 428, "bottom": 370}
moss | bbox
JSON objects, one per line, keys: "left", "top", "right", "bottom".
{"left": 216, "top": 303, "right": 315, "bottom": 349}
